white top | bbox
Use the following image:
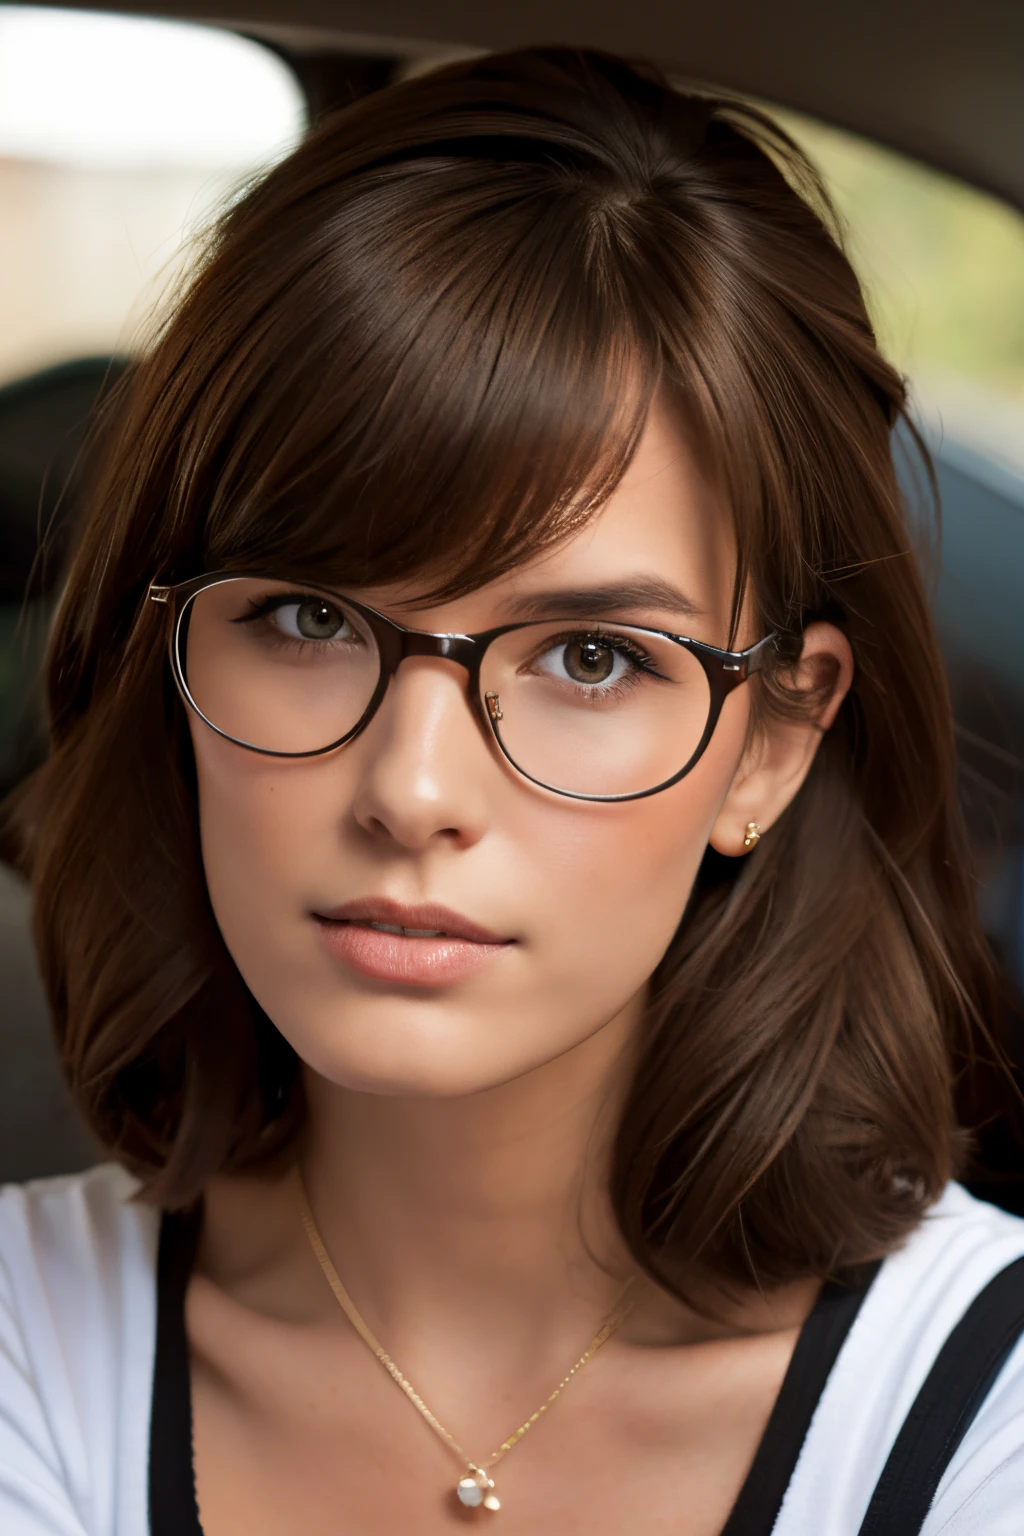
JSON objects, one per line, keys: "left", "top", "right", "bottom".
{"left": 1, "top": 1164, "right": 1024, "bottom": 1534}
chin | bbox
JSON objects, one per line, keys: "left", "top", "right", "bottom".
{"left": 279, "top": 993, "right": 540, "bottom": 1100}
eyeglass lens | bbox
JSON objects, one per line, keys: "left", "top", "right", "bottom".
{"left": 181, "top": 577, "right": 713, "bottom": 797}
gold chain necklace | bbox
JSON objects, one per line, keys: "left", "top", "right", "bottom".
{"left": 297, "top": 1176, "right": 636, "bottom": 1514}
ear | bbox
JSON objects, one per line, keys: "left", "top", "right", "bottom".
{"left": 708, "top": 621, "right": 854, "bottom": 857}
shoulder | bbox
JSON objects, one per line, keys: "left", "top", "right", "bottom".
{"left": 920, "top": 1190, "right": 1024, "bottom": 1534}
{"left": 777, "top": 1183, "right": 1024, "bottom": 1534}
{"left": 0, "top": 1158, "right": 153, "bottom": 1251}
{"left": 867, "top": 1182, "right": 1024, "bottom": 1355}
{"left": 0, "top": 1162, "right": 158, "bottom": 1343}
{"left": 0, "top": 1163, "right": 159, "bottom": 1536}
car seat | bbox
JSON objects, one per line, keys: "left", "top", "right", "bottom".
{"left": 0, "top": 357, "right": 129, "bottom": 1182}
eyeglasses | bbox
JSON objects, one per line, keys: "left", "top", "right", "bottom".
{"left": 149, "top": 572, "right": 776, "bottom": 802}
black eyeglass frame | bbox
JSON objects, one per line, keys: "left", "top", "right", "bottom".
{"left": 149, "top": 571, "right": 777, "bottom": 803}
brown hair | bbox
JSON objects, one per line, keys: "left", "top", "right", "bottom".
{"left": 12, "top": 47, "right": 1000, "bottom": 1294}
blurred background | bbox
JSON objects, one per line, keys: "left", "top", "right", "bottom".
{"left": 0, "top": 4, "right": 1021, "bottom": 1190}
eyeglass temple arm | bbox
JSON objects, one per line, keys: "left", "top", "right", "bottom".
{"left": 148, "top": 584, "right": 171, "bottom": 604}
{"left": 742, "top": 633, "right": 778, "bottom": 675}
{"left": 713, "top": 632, "right": 778, "bottom": 680}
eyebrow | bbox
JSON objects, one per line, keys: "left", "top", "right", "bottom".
{"left": 505, "top": 577, "right": 704, "bottom": 625}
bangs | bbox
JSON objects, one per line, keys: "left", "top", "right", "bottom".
{"left": 177, "top": 152, "right": 661, "bottom": 602}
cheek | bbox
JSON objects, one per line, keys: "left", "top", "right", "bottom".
{"left": 190, "top": 724, "right": 334, "bottom": 960}
{"left": 513, "top": 692, "right": 749, "bottom": 994}
{"left": 528, "top": 808, "right": 697, "bottom": 1019}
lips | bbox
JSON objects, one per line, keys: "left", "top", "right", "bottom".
{"left": 312, "top": 896, "right": 514, "bottom": 986}
{"left": 316, "top": 897, "right": 509, "bottom": 944}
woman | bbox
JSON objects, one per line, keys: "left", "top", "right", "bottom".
{"left": 1, "top": 45, "right": 1022, "bottom": 1536}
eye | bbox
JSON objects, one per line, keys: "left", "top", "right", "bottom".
{"left": 534, "top": 633, "right": 639, "bottom": 689}
{"left": 272, "top": 597, "right": 349, "bottom": 642}
{"left": 560, "top": 637, "right": 618, "bottom": 684}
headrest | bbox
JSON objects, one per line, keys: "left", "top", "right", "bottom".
{"left": 0, "top": 356, "right": 131, "bottom": 602}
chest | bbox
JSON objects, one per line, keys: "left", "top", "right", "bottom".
{"left": 186, "top": 1306, "right": 798, "bottom": 1536}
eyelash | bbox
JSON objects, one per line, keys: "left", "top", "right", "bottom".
{"left": 532, "top": 629, "right": 666, "bottom": 684}
{"left": 234, "top": 592, "right": 356, "bottom": 654}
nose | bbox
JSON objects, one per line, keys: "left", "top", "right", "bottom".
{"left": 349, "top": 656, "right": 493, "bottom": 851}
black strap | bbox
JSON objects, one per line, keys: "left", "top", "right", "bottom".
{"left": 857, "top": 1255, "right": 1024, "bottom": 1535}
{"left": 720, "top": 1264, "right": 881, "bottom": 1536}
{"left": 149, "top": 1203, "right": 205, "bottom": 1536}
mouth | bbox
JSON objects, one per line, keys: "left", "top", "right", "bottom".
{"left": 311, "top": 897, "right": 514, "bottom": 986}
{"left": 315, "top": 897, "right": 510, "bottom": 944}
{"left": 359, "top": 921, "right": 449, "bottom": 938}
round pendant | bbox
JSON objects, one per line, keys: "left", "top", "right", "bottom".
{"left": 457, "top": 1469, "right": 500, "bottom": 1512}
{"left": 457, "top": 1478, "right": 484, "bottom": 1508}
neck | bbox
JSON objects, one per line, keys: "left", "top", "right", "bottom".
{"left": 298, "top": 993, "right": 644, "bottom": 1358}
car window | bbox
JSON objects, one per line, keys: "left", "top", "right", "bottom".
{"left": 778, "top": 111, "right": 1024, "bottom": 480}
{"left": 0, "top": 5, "right": 305, "bottom": 385}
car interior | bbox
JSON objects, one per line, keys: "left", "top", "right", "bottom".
{"left": 1, "top": 0, "right": 1021, "bottom": 1197}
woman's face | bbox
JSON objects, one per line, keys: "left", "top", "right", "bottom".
{"left": 190, "top": 401, "right": 800, "bottom": 1097}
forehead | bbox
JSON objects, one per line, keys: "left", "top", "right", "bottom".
{"left": 360, "top": 398, "right": 737, "bottom": 633}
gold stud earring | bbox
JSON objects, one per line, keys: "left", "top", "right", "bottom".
{"left": 742, "top": 821, "right": 761, "bottom": 851}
